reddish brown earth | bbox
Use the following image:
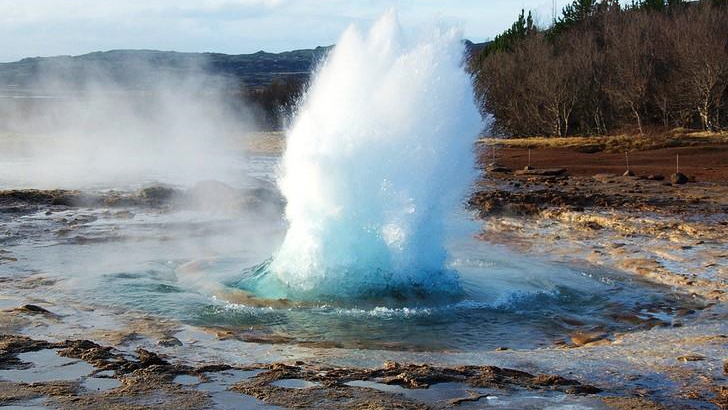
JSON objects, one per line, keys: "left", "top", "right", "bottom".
{"left": 487, "top": 144, "right": 728, "bottom": 183}
{"left": 471, "top": 142, "right": 728, "bottom": 303}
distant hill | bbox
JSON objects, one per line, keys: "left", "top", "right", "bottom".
{"left": 0, "top": 42, "right": 487, "bottom": 92}
{"left": 464, "top": 40, "right": 489, "bottom": 56}
{"left": 0, "top": 47, "right": 331, "bottom": 90}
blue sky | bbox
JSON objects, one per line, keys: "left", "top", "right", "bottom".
{"left": 0, "top": 0, "right": 572, "bottom": 62}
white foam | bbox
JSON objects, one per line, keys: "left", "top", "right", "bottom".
{"left": 269, "top": 10, "right": 482, "bottom": 299}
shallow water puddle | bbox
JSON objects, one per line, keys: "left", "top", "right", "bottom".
{"left": 0, "top": 397, "right": 53, "bottom": 409}
{"left": 93, "top": 370, "right": 115, "bottom": 378}
{"left": 0, "top": 349, "right": 120, "bottom": 395}
{"left": 208, "top": 391, "right": 285, "bottom": 410}
{"left": 456, "top": 392, "right": 610, "bottom": 410}
{"left": 183, "top": 369, "right": 282, "bottom": 410}
{"left": 346, "top": 380, "right": 491, "bottom": 402}
{"left": 0, "top": 296, "right": 23, "bottom": 310}
{"left": 0, "top": 350, "right": 94, "bottom": 383}
{"left": 196, "top": 369, "right": 264, "bottom": 393}
{"left": 345, "top": 380, "right": 610, "bottom": 409}
{"left": 81, "top": 376, "right": 122, "bottom": 392}
{"left": 270, "top": 378, "right": 321, "bottom": 389}
{"left": 173, "top": 374, "right": 201, "bottom": 386}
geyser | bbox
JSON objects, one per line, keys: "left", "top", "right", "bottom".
{"left": 240, "top": 11, "right": 482, "bottom": 301}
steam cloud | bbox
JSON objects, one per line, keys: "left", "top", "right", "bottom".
{"left": 0, "top": 56, "right": 258, "bottom": 189}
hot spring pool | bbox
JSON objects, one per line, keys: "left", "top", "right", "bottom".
{"left": 1, "top": 176, "right": 703, "bottom": 353}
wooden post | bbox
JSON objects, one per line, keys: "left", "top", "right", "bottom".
{"left": 676, "top": 153, "right": 679, "bottom": 174}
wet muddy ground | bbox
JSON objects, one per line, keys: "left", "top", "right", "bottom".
{"left": 0, "top": 163, "right": 727, "bottom": 409}
{"left": 0, "top": 333, "right": 706, "bottom": 410}
{"left": 465, "top": 161, "right": 728, "bottom": 408}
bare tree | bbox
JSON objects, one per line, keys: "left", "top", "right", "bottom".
{"left": 672, "top": 4, "right": 728, "bottom": 130}
{"left": 603, "top": 11, "right": 654, "bottom": 135}
{"left": 470, "top": 0, "right": 728, "bottom": 136}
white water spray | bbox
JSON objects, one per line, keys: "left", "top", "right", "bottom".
{"left": 259, "top": 11, "right": 481, "bottom": 300}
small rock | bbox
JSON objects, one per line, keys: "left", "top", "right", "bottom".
{"left": 565, "top": 384, "right": 602, "bottom": 394}
{"left": 14, "top": 304, "right": 53, "bottom": 315}
{"left": 675, "top": 308, "right": 696, "bottom": 317}
{"left": 139, "top": 186, "right": 178, "bottom": 202}
{"left": 495, "top": 347, "right": 509, "bottom": 351}
{"left": 523, "top": 165, "right": 535, "bottom": 171}
{"left": 584, "top": 221, "right": 603, "bottom": 230}
{"left": 623, "top": 170, "right": 635, "bottom": 177}
{"left": 157, "top": 337, "right": 183, "bottom": 347}
{"left": 486, "top": 164, "right": 511, "bottom": 173}
{"left": 602, "top": 397, "right": 665, "bottom": 409}
{"left": 137, "top": 348, "right": 168, "bottom": 367}
{"left": 611, "top": 314, "right": 645, "bottom": 326}
{"left": 0, "top": 254, "right": 18, "bottom": 262}
{"left": 570, "top": 331, "right": 608, "bottom": 347}
{"left": 515, "top": 168, "right": 567, "bottom": 176}
{"left": 113, "top": 210, "right": 135, "bottom": 220}
{"left": 677, "top": 354, "right": 705, "bottom": 362}
{"left": 575, "top": 144, "right": 604, "bottom": 154}
{"left": 671, "top": 173, "right": 688, "bottom": 185}
{"left": 593, "top": 173, "right": 618, "bottom": 183}
{"left": 713, "top": 386, "right": 728, "bottom": 409}
{"left": 532, "top": 374, "right": 576, "bottom": 386}
{"left": 383, "top": 361, "right": 400, "bottom": 370}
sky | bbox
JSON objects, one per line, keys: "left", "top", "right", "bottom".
{"left": 0, "top": 0, "right": 573, "bottom": 62}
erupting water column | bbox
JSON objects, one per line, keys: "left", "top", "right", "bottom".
{"left": 256, "top": 11, "right": 482, "bottom": 301}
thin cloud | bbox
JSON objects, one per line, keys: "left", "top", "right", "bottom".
{"left": 0, "top": 0, "right": 573, "bottom": 62}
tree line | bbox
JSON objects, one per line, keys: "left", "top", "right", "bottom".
{"left": 470, "top": 0, "right": 728, "bottom": 137}
{"left": 243, "top": 76, "right": 307, "bottom": 130}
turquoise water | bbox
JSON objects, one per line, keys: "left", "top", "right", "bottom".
{"left": 194, "top": 240, "right": 693, "bottom": 351}
{"left": 4, "top": 203, "right": 696, "bottom": 352}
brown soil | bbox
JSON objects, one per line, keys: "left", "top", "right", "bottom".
{"left": 488, "top": 144, "right": 728, "bottom": 183}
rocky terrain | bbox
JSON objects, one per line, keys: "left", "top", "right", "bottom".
{"left": 469, "top": 161, "right": 728, "bottom": 303}
{"left": 1, "top": 138, "right": 727, "bottom": 409}
{"left": 4, "top": 331, "right": 723, "bottom": 410}
{"left": 0, "top": 177, "right": 725, "bottom": 409}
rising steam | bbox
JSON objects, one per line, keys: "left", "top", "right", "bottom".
{"left": 0, "top": 57, "right": 257, "bottom": 189}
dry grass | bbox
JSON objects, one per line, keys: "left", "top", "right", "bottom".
{"left": 244, "top": 131, "right": 286, "bottom": 153}
{"left": 479, "top": 129, "right": 728, "bottom": 153}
